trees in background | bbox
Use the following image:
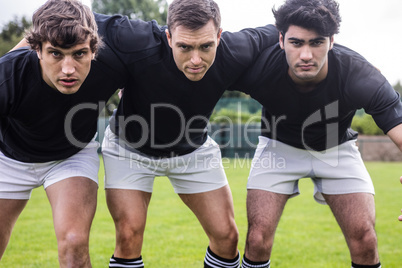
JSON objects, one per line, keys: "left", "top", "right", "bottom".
{"left": 92, "top": 0, "right": 168, "bottom": 24}
{"left": 0, "top": 16, "right": 31, "bottom": 56}
{"left": 393, "top": 81, "right": 402, "bottom": 96}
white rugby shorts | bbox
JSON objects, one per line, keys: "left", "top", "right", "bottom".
{"left": 101, "top": 126, "right": 228, "bottom": 194}
{"left": 248, "top": 136, "right": 374, "bottom": 204}
{"left": 0, "top": 139, "right": 100, "bottom": 200}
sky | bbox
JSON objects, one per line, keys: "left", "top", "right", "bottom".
{"left": 0, "top": 0, "right": 401, "bottom": 85}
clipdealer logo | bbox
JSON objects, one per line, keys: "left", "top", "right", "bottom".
{"left": 301, "top": 100, "right": 340, "bottom": 167}
{"left": 63, "top": 100, "right": 341, "bottom": 168}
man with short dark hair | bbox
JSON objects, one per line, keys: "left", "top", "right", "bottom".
{"left": 230, "top": 0, "right": 402, "bottom": 267}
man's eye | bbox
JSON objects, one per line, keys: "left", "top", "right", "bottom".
{"left": 291, "top": 42, "right": 301, "bottom": 46}
{"left": 75, "top": 51, "right": 86, "bottom": 57}
{"left": 51, "top": 51, "right": 61, "bottom": 57}
{"left": 312, "top": 41, "right": 323, "bottom": 46}
{"left": 180, "top": 45, "right": 189, "bottom": 50}
{"left": 201, "top": 45, "right": 211, "bottom": 50}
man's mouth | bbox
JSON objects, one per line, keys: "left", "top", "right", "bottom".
{"left": 298, "top": 63, "right": 315, "bottom": 71}
{"left": 59, "top": 78, "right": 78, "bottom": 87}
{"left": 187, "top": 66, "right": 204, "bottom": 74}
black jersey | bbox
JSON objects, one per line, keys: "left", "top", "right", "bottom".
{"left": 233, "top": 43, "right": 402, "bottom": 151}
{"left": 0, "top": 44, "right": 126, "bottom": 162}
{"left": 94, "top": 13, "right": 279, "bottom": 157}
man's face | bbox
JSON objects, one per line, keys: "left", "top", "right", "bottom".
{"left": 280, "top": 25, "right": 334, "bottom": 87}
{"left": 37, "top": 38, "right": 94, "bottom": 94}
{"left": 166, "top": 20, "right": 222, "bottom": 81}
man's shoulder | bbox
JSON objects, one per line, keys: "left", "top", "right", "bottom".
{"left": 0, "top": 47, "right": 34, "bottom": 63}
{"left": 220, "top": 24, "right": 278, "bottom": 42}
{"left": 94, "top": 12, "right": 166, "bottom": 54}
{"left": 329, "top": 43, "right": 389, "bottom": 107}
{"left": 331, "top": 43, "right": 368, "bottom": 63}
{"left": 0, "top": 47, "right": 36, "bottom": 76}
{"left": 330, "top": 43, "right": 383, "bottom": 82}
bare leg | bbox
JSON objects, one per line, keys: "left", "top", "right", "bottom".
{"left": 244, "top": 190, "right": 289, "bottom": 261}
{"left": 0, "top": 199, "right": 28, "bottom": 260}
{"left": 106, "top": 189, "right": 152, "bottom": 258}
{"left": 46, "top": 177, "right": 98, "bottom": 268}
{"left": 323, "top": 193, "right": 379, "bottom": 265}
{"left": 179, "top": 185, "right": 239, "bottom": 259}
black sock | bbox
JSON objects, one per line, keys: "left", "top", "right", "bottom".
{"left": 351, "top": 262, "right": 381, "bottom": 268}
{"left": 204, "top": 246, "right": 240, "bottom": 268}
{"left": 241, "top": 255, "right": 270, "bottom": 268}
{"left": 109, "top": 255, "right": 144, "bottom": 268}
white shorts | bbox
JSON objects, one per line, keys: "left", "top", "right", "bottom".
{"left": 0, "top": 139, "right": 100, "bottom": 200}
{"left": 248, "top": 136, "right": 374, "bottom": 204}
{"left": 101, "top": 126, "right": 228, "bottom": 194}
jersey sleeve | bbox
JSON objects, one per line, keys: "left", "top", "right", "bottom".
{"left": 363, "top": 81, "right": 402, "bottom": 133}
{"left": 335, "top": 44, "right": 402, "bottom": 133}
{"left": 220, "top": 24, "right": 278, "bottom": 68}
{"left": 227, "top": 44, "right": 283, "bottom": 95}
{"left": 219, "top": 25, "right": 279, "bottom": 93}
{"left": 0, "top": 50, "right": 25, "bottom": 116}
{"left": 94, "top": 12, "right": 165, "bottom": 66}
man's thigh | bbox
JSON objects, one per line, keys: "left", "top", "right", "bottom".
{"left": 46, "top": 177, "right": 98, "bottom": 236}
{"left": 0, "top": 199, "right": 28, "bottom": 257}
{"left": 179, "top": 185, "right": 235, "bottom": 235}
{"left": 323, "top": 192, "right": 376, "bottom": 241}
{"left": 106, "top": 188, "right": 152, "bottom": 229}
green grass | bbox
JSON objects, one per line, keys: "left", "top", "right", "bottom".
{"left": 1, "top": 159, "right": 401, "bottom": 267}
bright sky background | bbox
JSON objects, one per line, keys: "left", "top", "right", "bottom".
{"left": 1, "top": 0, "right": 401, "bottom": 85}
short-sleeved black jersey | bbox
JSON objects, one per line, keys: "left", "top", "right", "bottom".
{"left": 0, "top": 44, "right": 126, "bottom": 162}
{"left": 233, "top": 43, "right": 402, "bottom": 151}
{"left": 94, "top": 13, "right": 279, "bottom": 157}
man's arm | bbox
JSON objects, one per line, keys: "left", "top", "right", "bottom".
{"left": 386, "top": 123, "right": 402, "bottom": 221}
{"left": 387, "top": 123, "right": 402, "bottom": 151}
{"left": 220, "top": 24, "right": 278, "bottom": 66}
{"left": 10, "top": 39, "right": 30, "bottom": 51}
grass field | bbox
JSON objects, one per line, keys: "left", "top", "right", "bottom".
{"left": 1, "top": 159, "right": 401, "bottom": 267}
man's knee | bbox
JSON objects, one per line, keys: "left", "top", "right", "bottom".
{"left": 347, "top": 224, "right": 378, "bottom": 262}
{"left": 57, "top": 230, "right": 91, "bottom": 266}
{"left": 225, "top": 222, "right": 239, "bottom": 245}
{"left": 350, "top": 227, "right": 377, "bottom": 249}
{"left": 114, "top": 221, "right": 146, "bottom": 253}
{"left": 58, "top": 231, "right": 89, "bottom": 252}
{"left": 117, "top": 219, "right": 145, "bottom": 237}
{"left": 246, "top": 226, "right": 273, "bottom": 253}
{"left": 210, "top": 220, "right": 239, "bottom": 247}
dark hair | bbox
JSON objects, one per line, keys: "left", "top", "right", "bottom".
{"left": 273, "top": 0, "right": 341, "bottom": 37}
{"left": 167, "top": 0, "right": 221, "bottom": 34}
{"left": 26, "top": 0, "right": 101, "bottom": 54}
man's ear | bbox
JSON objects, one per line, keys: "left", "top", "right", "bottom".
{"left": 329, "top": 35, "right": 334, "bottom": 50}
{"left": 36, "top": 49, "right": 42, "bottom": 60}
{"left": 216, "top": 27, "right": 223, "bottom": 46}
{"left": 165, "top": 29, "right": 172, "bottom": 48}
{"left": 279, "top": 32, "right": 285, "bottom": 49}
